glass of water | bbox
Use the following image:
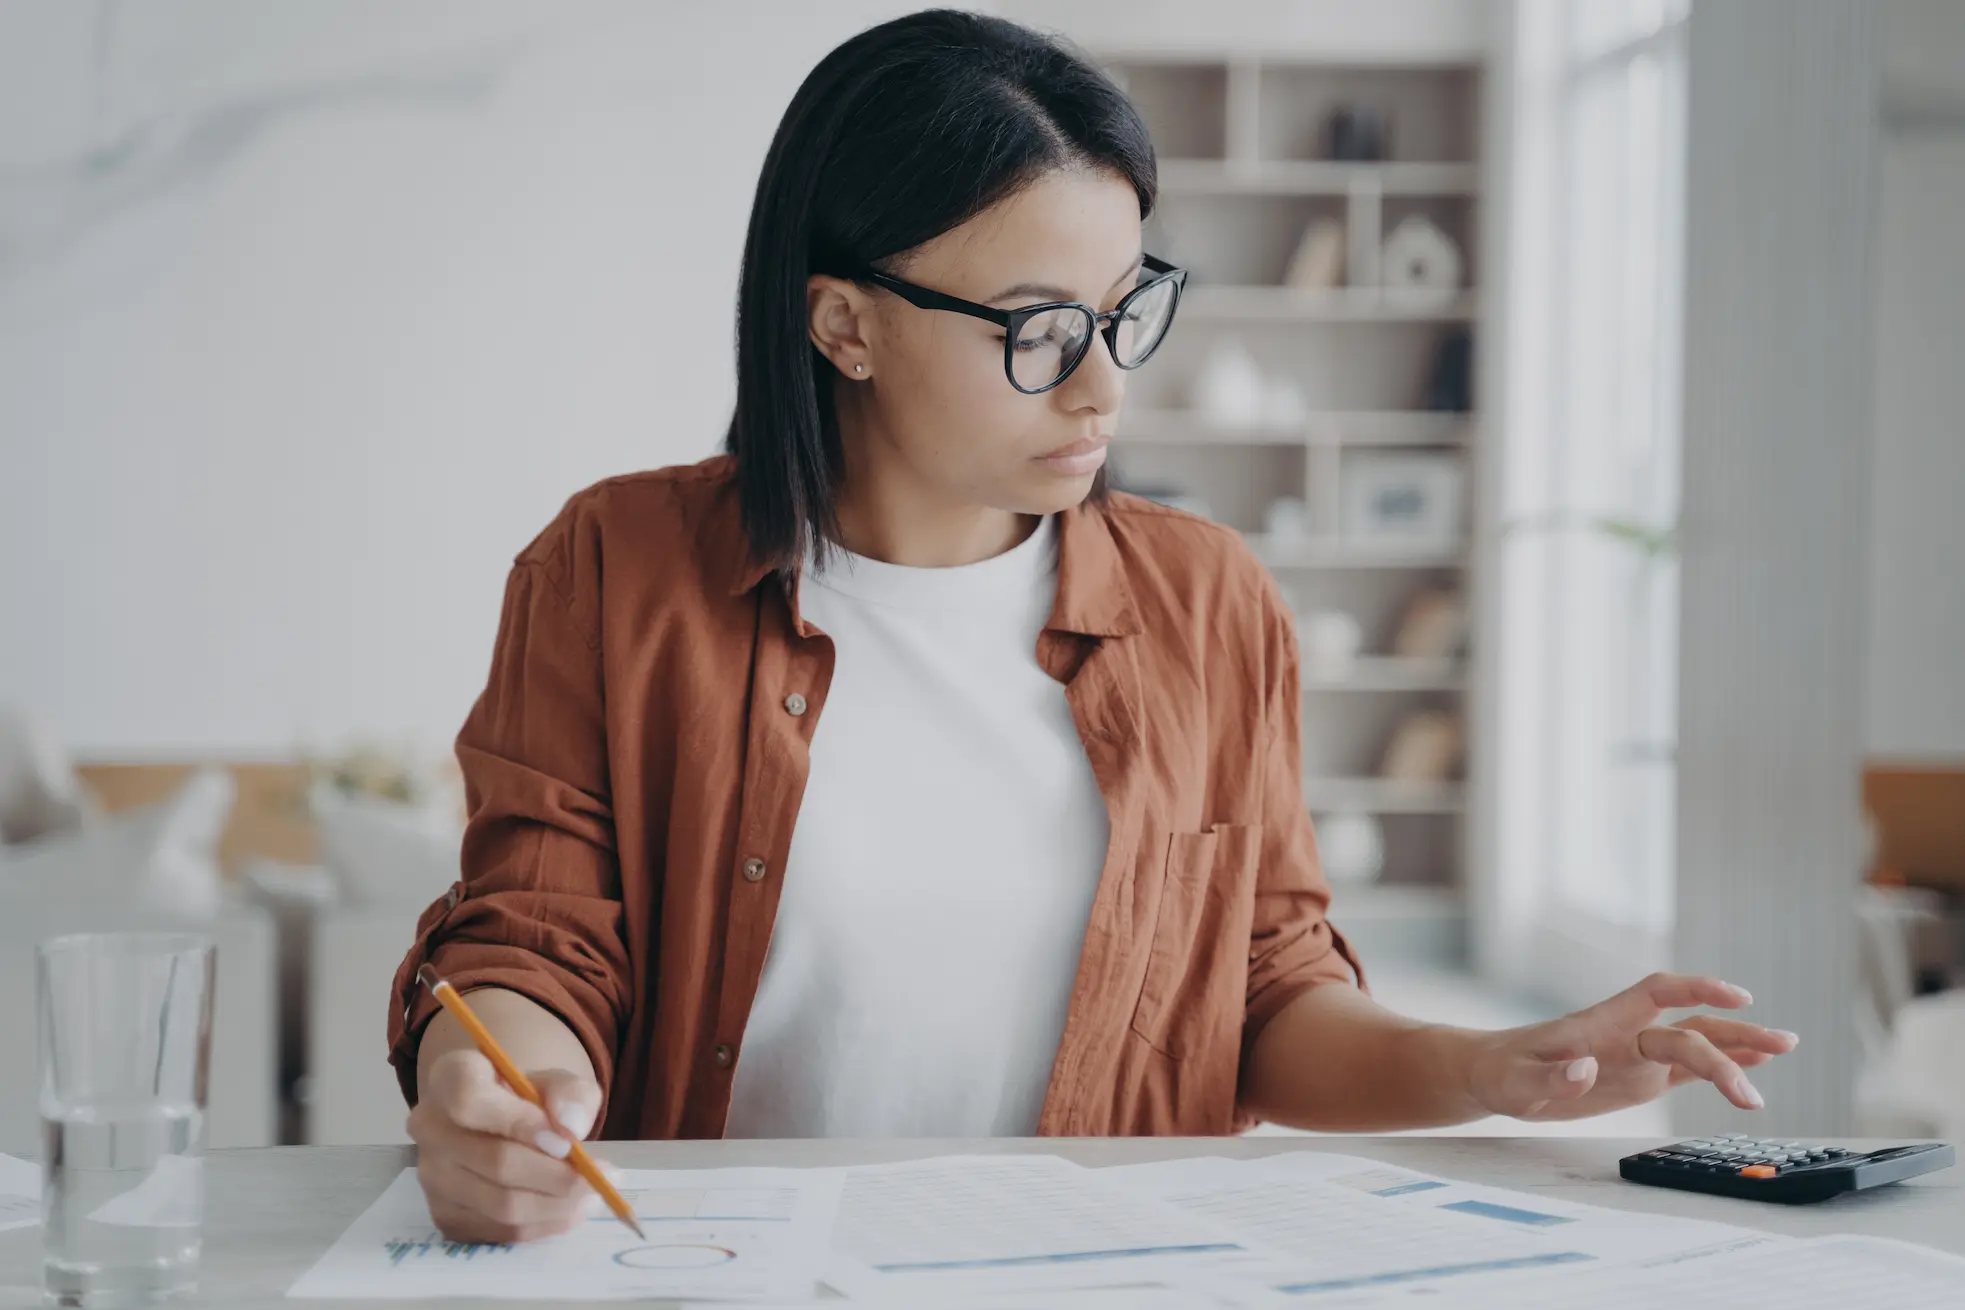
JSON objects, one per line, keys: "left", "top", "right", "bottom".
{"left": 37, "top": 932, "right": 215, "bottom": 1307}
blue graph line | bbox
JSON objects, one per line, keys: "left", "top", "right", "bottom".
{"left": 1370, "top": 1180, "right": 1449, "bottom": 1197}
{"left": 1278, "top": 1250, "right": 1594, "bottom": 1293}
{"left": 1440, "top": 1199, "right": 1577, "bottom": 1227}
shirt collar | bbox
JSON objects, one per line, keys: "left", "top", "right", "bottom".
{"left": 712, "top": 470, "right": 1139, "bottom": 640}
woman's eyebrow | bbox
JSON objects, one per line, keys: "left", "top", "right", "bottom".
{"left": 986, "top": 252, "right": 1146, "bottom": 305}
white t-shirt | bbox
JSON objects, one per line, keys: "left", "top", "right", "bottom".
{"left": 722, "top": 517, "right": 1110, "bottom": 1138}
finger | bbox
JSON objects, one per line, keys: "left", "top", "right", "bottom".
{"left": 453, "top": 1131, "right": 586, "bottom": 1199}
{"left": 1637, "top": 1026, "right": 1763, "bottom": 1109}
{"left": 421, "top": 1154, "right": 588, "bottom": 1232}
{"left": 1596, "top": 973, "right": 1755, "bottom": 1028}
{"left": 407, "top": 1082, "right": 585, "bottom": 1198}
{"left": 1673, "top": 1014, "right": 1799, "bottom": 1056}
{"left": 531, "top": 1068, "right": 603, "bottom": 1144}
{"left": 1668, "top": 1046, "right": 1777, "bottom": 1085}
{"left": 428, "top": 1051, "right": 562, "bottom": 1150}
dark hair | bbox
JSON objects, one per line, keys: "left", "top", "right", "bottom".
{"left": 722, "top": 8, "right": 1158, "bottom": 571}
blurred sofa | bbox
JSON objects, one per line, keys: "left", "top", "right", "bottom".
{"left": 0, "top": 718, "right": 279, "bottom": 1154}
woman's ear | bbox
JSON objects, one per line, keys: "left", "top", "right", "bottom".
{"left": 808, "top": 275, "right": 876, "bottom": 380}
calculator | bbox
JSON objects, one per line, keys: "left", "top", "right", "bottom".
{"left": 1620, "top": 1136, "right": 1955, "bottom": 1204}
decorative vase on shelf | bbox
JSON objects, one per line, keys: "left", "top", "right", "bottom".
{"left": 1326, "top": 105, "right": 1390, "bottom": 161}
{"left": 1317, "top": 810, "right": 1387, "bottom": 884}
{"left": 1284, "top": 217, "right": 1346, "bottom": 291}
{"left": 1264, "top": 497, "right": 1313, "bottom": 550}
{"left": 1379, "top": 710, "right": 1463, "bottom": 784}
{"left": 1191, "top": 337, "right": 1265, "bottom": 429}
{"left": 1301, "top": 610, "right": 1364, "bottom": 680}
{"left": 1390, "top": 587, "right": 1468, "bottom": 662}
{"left": 1381, "top": 215, "right": 1462, "bottom": 311}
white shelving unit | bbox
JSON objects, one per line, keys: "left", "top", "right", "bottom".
{"left": 1105, "top": 52, "right": 1483, "bottom": 961}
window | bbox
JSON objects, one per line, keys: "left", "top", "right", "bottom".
{"left": 1490, "top": 0, "right": 1688, "bottom": 1005}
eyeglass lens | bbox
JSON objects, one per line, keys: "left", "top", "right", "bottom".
{"left": 1009, "top": 276, "right": 1180, "bottom": 391}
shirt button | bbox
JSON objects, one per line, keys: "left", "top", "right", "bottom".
{"left": 784, "top": 692, "right": 808, "bottom": 716}
{"left": 741, "top": 857, "right": 767, "bottom": 883}
{"left": 713, "top": 1043, "right": 735, "bottom": 1068}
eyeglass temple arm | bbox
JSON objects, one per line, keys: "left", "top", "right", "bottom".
{"left": 863, "top": 273, "right": 1012, "bottom": 327}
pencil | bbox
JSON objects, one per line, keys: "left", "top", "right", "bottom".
{"left": 417, "top": 963, "right": 645, "bottom": 1240}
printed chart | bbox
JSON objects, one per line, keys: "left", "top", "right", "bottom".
{"left": 287, "top": 1168, "right": 841, "bottom": 1301}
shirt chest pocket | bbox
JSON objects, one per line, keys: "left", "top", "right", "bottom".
{"left": 1129, "top": 823, "right": 1260, "bottom": 1060}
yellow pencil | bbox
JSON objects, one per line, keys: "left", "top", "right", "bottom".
{"left": 417, "top": 963, "right": 645, "bottom": 1240}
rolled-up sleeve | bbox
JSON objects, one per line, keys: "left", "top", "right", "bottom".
{"left": 387, "top": 529, "right": 630, "bottom": 1116}
{"left": 1241, "top": 574, "right": 1366, "bottom": 1063}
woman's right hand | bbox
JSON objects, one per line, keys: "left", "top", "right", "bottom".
{"left": 406, "top": 1047, "right": 607, "bottom": 1243}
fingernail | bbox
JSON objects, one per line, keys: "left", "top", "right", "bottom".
{"left": 1774, "top": 1030, "right": 1800, "bottom": 1046}
{"left": 533, "top": 1129, "right": 573, "bottom": 1159}
{"left": 553, "top": 1098, "right": 598, "bottom": 1142}
{"left": 1735, "top": 1076, "right": 1765, "bottom": 1109}
{"left": 1730, "top": 984, "right": 1754, "bottom": 1004}
{"left": 1565, "top": 1057, "right": 1598, "bottom": 1083}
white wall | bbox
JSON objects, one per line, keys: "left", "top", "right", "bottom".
{"left": 1000, "top": 0, "right": 1488, "bottom": 61}
{"left": 1868, "top": 0, "right": 1965, "bottom": 759}
{"left": 1673, "top": 0, "right": 1878, "bottom": 1137}
{"left": 0, "top": 0, "right": 937, "bottom": 755}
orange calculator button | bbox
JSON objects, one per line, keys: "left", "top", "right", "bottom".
{"left": 1740, "top": 1165, "right": 1778, "bottom": 1178}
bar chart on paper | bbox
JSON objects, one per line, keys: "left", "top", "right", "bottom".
{"left": 286, "top": 1167, "right": 843, "bottom": 1301}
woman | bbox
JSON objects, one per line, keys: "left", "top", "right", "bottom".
{"left": 389, "top": 10, "right": 1797, "bottom": 1243}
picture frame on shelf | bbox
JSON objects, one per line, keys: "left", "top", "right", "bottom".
{"left": 1341, "top": 451, "right": 1466, "bottom": 548}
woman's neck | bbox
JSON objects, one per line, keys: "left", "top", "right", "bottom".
{"left": 831, "top": 422, "right": 1039, "bottom": 569}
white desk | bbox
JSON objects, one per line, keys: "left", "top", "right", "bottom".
{"left": 1, "top": 1137, "right": 1957, "bottom": 1308}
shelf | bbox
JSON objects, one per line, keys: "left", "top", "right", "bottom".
{"left": 1120, "top": 409, "right": 1471, "bottom": 447}
{"left": 1304, "top": 777, "right": 1466, "bottom": 814}
{"left": 1159, "top": 157, "right": 1480, "bottom": 197}
{"left": 1249, "top": 534, "right": 1469, "bottom": 570}
{"left": 1323, "top": 881, "right": 1468, "bottom": 967}
{"left": 1302, "top": 657, "right": 1466, "bottom": 692}
{"left": 1183, "top": 286, "right": 1478, "bottom": 323}
{"left": 1328, "top": 881, "right": 1464, "bottom": 919}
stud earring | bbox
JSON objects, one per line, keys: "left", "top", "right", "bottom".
{"left": 853, "top": 363, "right": 866, "bottom": 375}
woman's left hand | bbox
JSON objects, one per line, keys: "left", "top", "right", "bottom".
{"left": 1464, "top": 972, "right": 1799, "bottom": 1121}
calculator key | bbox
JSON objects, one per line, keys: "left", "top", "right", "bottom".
{"left": 1740, "top": 1165, "right": 1778, "bottom": 1179}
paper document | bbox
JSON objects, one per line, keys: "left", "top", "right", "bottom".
{"left": 0, "top": 1152, "right": 37, "bottom": 1232}
{"left": 287, "top": 1166, "right": 843, "bottom": 1301}
{"left": 1315, "top": 1234, "right": 1965, "bottom": 1308}
{"left": 1103, "top": 1152, "right": 1787, "bottom": 1299}
{"left": 827, "top": 1154, "right": 1259, "bottom": 1298}
{"left": 682, "top": 1292, "right": 1221, "bottom": 1310}
{"left": 87, "top": 1152, "right": 201, "bottom": 1227}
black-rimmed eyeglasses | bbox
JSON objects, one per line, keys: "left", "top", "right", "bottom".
{"left": 864, "top": 254, "right": 1188, "bottom": 395}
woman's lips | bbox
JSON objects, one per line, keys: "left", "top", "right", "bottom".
{"left": 1038, "top": 434, "right": 1111, "bottom": 476}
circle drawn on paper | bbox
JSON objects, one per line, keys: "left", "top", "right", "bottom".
{"left": 612, "top": 1244, "right": 738, "bottom": 1270}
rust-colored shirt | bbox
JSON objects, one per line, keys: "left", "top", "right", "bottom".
{"left": 388, "top": 455, "right": 1363, "bottom": 1137}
